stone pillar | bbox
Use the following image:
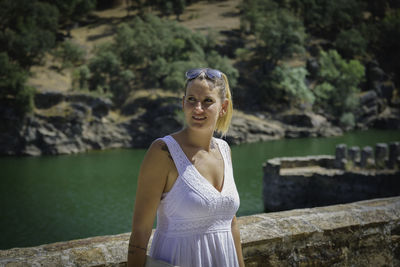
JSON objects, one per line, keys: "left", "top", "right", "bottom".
{"left": 334, "top": 144, "right": 347, "bottom": 169}
{"left": 388, "top": 142, "right": 400, "bottom": 169}
{"left": 263, "top": 161, "right": 280, "bottom": 176}
{"left": 360, "top": 146, "right": 373, "bottom": 168}
{"left": 375, "top": 143, "right": 388, "bottom": 169}
{"left": 348, "top": 146, "right": 360, "bottom": 166}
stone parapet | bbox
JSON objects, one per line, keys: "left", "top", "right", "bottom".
{"left": 1, "top": 197, "right": 400, "bottom": 266}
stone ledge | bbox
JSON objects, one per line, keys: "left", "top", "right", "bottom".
{"left": 1, "top": 197, "right": 399, "bottom": 266}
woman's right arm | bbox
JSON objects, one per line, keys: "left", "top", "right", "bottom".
{"left": 127, "top": 139, "right": 171, "bottom": 267}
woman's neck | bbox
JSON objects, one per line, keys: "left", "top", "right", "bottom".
{"left": 180, "top": 127, "right": 214, "bottom": 152}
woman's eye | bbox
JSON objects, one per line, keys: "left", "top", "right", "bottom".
{"left": 204, "top": 98, "right": 213, "bottom": 103}
{"left": 187, "top": 97, "right": 196, "bottom": 102}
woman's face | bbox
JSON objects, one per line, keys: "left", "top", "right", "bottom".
{"left": 183, "top": 78, "right": 226, "bottom": 133}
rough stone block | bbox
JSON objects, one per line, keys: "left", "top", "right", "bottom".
{"left": 389, "top": 142, "right": 400, "bottom": 169}
{"left": 375, "top": 143, "right": 389, "bottom": 169}
{"left": 348, "top": 146, "right": 361, "bottom": 164}
{"left": 335, "top": 144, "right": 347, "bottom": 169}
{"left": 361, "top": 146, "right": 374, "bottom": 168}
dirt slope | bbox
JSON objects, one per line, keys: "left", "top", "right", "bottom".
{"left": 27, "top": 0, "right": 241, "bottom": 93}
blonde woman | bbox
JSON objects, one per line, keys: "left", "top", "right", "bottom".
{"left": 127, "top": 68, "right": 244, "bottom": 267}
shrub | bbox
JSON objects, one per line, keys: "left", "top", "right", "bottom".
{"left": 84, "top": 14, "right": 238, "bottom": 104}
{"left": 0, "top": 52, "right": 34, "bottom": 115}
{"left": 241, "top": 0, "right": 306, "bottom": 68}
{"left": 277, "top": 66, "right": 314, "bottom": 107}
{"left": 313, "top": 50, "right": 365, "bottom": 126}
{"left": 255, "top": 65, "right": 313, "bottom": 108}
{"left": 339, "top": 112, "right": 355, "bottom": 129}
{"left": 376, "top": 10, "right": 400, "bottom": 86}
{"left": 334, "top": 28, "right": 367, "bottom": 58}
{"left": 56, "top": 40, "right": 86, "bottom": 68}
{"left": 284, "top": 0, "right": 365, "bottom": 37}
{"left": 0, "top": 0, "right": 59, "bottom": 67}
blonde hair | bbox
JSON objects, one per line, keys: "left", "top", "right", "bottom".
{"left": 215, "top": 73, "right": 233, "bottom": 136}
{"left": 184, "top": 72, "right": 233, "bottom": 136}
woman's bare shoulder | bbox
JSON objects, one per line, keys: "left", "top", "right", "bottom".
{"left": 145, "top": 138, "right": 173, "bottom": 163}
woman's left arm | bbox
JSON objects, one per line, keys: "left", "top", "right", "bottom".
{"left": 232, "top": 215, "right": 245, "bottom": 267}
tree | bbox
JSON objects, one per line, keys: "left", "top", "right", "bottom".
{"left": 240, "top": 0, "right": 306, "bottom": 71}
{"left": 42, "top": 0, "right": 96, "bottom": 25}
{"left": 375, "top": 10, "right": 400, "bottom": 86}
{"left": 0, "top": 0, "right": 59, "bottom": 68}
{"left": 172, "top": 0, "right": 186, "bottom": 20}
{"left": 240, "top": 0, "right": 278, "bottom": 34}
{"left": 285, "top": 0, "right": 365, "bottom": 37}
{"left": 81, "top": 14, "right": 238, "bottom": 104}
{"left": 334, "top": 28, "right": 368, "bottom": 59}
{"left": 275, "top": 65, "right": 314, "bottom": 107}
{"left": 313, "top": 50, "right": 365, "bottom": 128}
{"left": 0, "top": 53, "right": 34, "bottom": 116}
{"left": 256, "top": 9, "right": 306, "bottom": 68}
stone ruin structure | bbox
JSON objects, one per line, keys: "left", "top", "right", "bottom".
{"left": 263, "top": 141, "right": 400, "bottom": 212}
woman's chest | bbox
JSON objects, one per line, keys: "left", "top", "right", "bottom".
{"left": 188, "top": 148, "right": 225, "bottom": 191}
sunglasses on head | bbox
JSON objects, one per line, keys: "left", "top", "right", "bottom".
{"left": 185, "top": 68, "right": 222, "bottom": 80}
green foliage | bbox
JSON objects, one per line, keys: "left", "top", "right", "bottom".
{"left": 82, "top": 14, "right": 238, "bottom": 105}
{"left": 0, "top": 53, "right": 34, "bottom": 115}
{"left": 241, "top": 0, "right": 306, "bottom": 68}
{"left": 339, "top": 112, "right": 355, "bottom": 129}
{"left": 41, "top": 0, "right": 96, "bottom": 24}
{"left": 143, "top": 0, "right": 186, "bottom": 20}
{"left": 258, "top": 9, "right": 305, "bottom": 65}
{"left": 313, "top": 50, "right": 365, "bottom": 126}
{"left": 0, "top": 0, "right": 59, "bottom": 67}
{"left": 88, "top": 48, "right": 121, "bottom": 90}
{"left": 276, "top": 66, "right": 314, "bottom": 106}
{"left": 72, "top": 65, "right": 90, "bottom": 90}
{"left": 375, "top": 10, "right": 400, "bottom": 85}
{"left": 56, "top": 40, "right": 86, "bottom": 68}
{"left": 254, "top": 65, "right": 313, "bottom": 108}
{"left": 240, "top": 0, "right": 278, "bottom": 34}
{"left": 284, "top": 0, "right": 365, "bottom": 37}
{"left": 205, "top": 51, "right": 239, "bottom": 88}
{"left": 334, "top": 28, "right": 367, "bottom": 58}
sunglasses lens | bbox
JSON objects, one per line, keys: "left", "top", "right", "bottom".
{"left": 185, "top": 68, "right": 202, "bottom": 79}
{"left": 185, "top": 68, "right": 222, "bottom": 80}
{"left": 206, "top": 69, "right": 222, "bottom": 79}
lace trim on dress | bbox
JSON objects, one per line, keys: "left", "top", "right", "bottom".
{"left": 163, "top": 136, "right": 229, "bottom": 201}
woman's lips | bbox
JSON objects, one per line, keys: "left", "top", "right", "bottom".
{"left": 192, "top": 115, "right": 206, "bottom": 121}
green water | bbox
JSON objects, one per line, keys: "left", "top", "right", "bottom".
{"left": 1, "top": 129, "right": 400, "bottom": 250}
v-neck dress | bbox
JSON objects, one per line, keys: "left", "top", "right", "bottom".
{"left": 149, "top": 135, "right": 240, "bottom": 267}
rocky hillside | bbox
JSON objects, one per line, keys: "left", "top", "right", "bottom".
{"left": 2, "top": 0, "right": 399, "bottom": 156}
{"left": 1, "top": 89, "right": 344, "bottom": 156}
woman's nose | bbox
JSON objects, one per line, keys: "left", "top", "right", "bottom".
{"left": 194, "top": 101, "right": 203, "bottom": 112}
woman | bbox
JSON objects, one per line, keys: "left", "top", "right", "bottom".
{"left": 127, "top": 68, "right": 245, "bottom": 267}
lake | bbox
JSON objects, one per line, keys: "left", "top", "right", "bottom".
{"left": 1, "top": 129, "right": 400, "bottom": 249}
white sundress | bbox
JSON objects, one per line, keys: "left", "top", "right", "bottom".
{"left": 149, "top": 135, "right": 240, "bottom": 267}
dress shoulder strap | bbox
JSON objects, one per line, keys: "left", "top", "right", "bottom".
{"left": 159, "top": 135, "right": 189, "bottom": 176}
{"left": 214, "top": 137, "right": 230, "bottom": 158}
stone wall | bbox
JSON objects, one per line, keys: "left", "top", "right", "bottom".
{"left": 1, "top": 197, "right": 399, "bottom": 266}
{"left": 263, "top": 142, "right": 400, "bottom": 212}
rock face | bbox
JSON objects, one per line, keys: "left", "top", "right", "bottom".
{"left": 0, "top": 92, "right": 132, "bottom": 156}
{"left": 225, "top": 111, "right": 285, "bottom": 144}
{"left": 277, "top": 111, "right": 342, "bottom": 138}
{"left": 1, "top": 197, "right": 399, "bottom": 266}
{"left": 0, "top": 92, "right": 344, "bottom": 156}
